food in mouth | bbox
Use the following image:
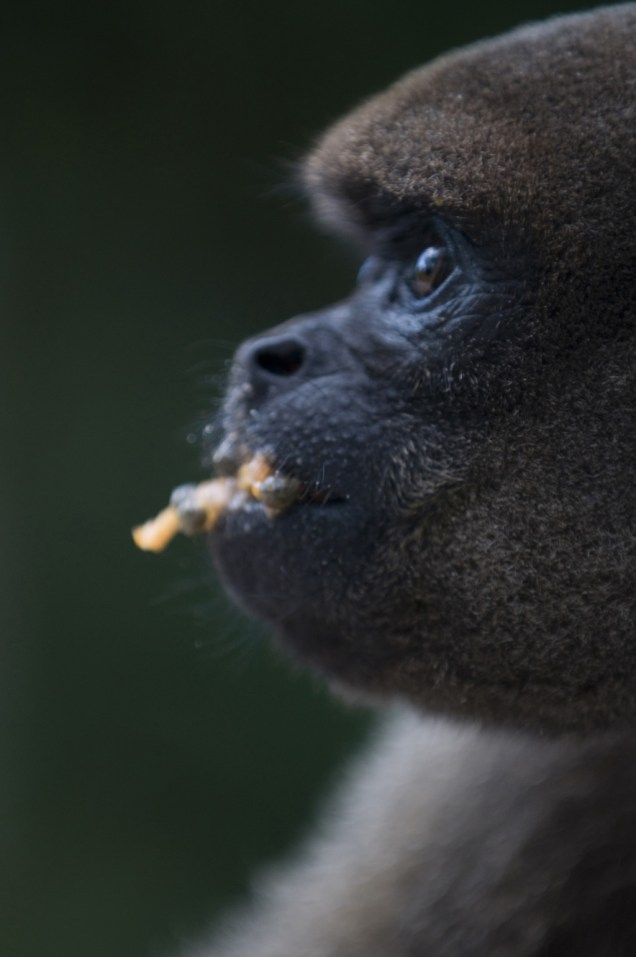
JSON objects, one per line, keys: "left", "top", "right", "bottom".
{"left": 131, "top": 453, "right": 303, "bottom": 553}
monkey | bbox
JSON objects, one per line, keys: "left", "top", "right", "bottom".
{"left": 175, "top": 5, "right": 636, "bottom": 955}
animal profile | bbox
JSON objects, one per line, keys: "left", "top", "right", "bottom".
{"left": 136, "top": 7, "right": 636, "bottom": 954}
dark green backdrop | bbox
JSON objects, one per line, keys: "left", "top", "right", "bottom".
{"left": 2, "top": 1, "right": 608, "bottom": 954}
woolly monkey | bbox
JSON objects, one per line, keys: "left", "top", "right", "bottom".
{"left": 187, "top": 6, "right": 636, "bottom": 954}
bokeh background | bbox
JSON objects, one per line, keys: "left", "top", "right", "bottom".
{"left": 2, "top": 1, "right": 609, "bottom": 954}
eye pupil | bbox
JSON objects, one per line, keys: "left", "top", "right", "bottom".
{"left": 412, "top": 245, "right": 450, "bottom": 298}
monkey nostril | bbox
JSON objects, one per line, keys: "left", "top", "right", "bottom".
{"left": 253, "top": 338, "right": 306, "bottom": 377}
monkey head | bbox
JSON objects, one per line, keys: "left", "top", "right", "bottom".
{"left": 208, "top": 5, "right": 636, "bottom": 733}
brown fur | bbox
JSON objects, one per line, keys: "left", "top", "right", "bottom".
{"left": 191, "top": 7, "right": 636, "bottom": 954}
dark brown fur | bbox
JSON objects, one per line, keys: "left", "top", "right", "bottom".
{"left": 190, "top": 7, "right": 636, "bottom": 954}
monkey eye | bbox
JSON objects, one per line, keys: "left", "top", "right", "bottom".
{"left": 410, "top": 246, "right": 452, "bottom": 298}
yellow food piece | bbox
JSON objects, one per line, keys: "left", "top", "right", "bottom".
{"left": 132, "top": 506, "right": 182, "bottom": 553}
{"left": 132, "top": 454, "right": 273, "bottom": 553}
{"left": 236, "top": 453, "right": 271, "bottom": 492}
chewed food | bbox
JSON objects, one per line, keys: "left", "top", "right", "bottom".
{"left": 132, "top": 454, "right": 302, "bottom": 553}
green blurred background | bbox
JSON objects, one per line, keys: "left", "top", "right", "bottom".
{"left": 1, "top": 1, "right": 608, "bottom": 954}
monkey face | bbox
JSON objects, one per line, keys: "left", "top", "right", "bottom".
{"left": 210, "top": 220, "right": 526, "bottom": 683}
{"left": 210, "top": 7, "right": 636, "bottom": 732}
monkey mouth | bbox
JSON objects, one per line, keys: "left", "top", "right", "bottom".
{"left": 131, "top": 441, "right": 344, "bottom": 554}
{"left": 213, "top": 441, "right": 342, "bottom": 514}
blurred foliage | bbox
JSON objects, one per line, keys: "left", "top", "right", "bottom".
{"left": 1, "top": 0, "right": 606, "bottom": 954}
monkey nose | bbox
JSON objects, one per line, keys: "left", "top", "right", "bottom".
{"left": 238, "top": 334, "right": 307, "bottom": 390}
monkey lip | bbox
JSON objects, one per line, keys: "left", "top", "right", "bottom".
{"left": 217, "top": 447, "right": 344, "bottom": 513}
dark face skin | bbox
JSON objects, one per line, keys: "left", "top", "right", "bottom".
{"left": 209, "top": 7, "right": 636, "bottom": 734}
